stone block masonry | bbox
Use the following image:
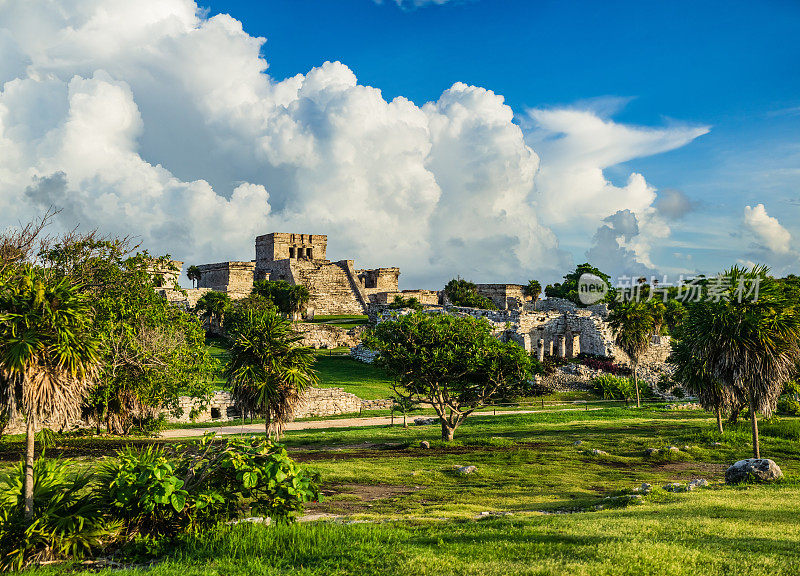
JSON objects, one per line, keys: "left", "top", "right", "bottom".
{"left": 168, "top": 387, "right": 392, "bottom": 423}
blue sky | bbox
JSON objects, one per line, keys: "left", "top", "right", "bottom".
{"left": 200, "top": 0, "right": 800, "bottom": 279}
{"left": 1, "top": 0, "right": 797, "bottom": 288}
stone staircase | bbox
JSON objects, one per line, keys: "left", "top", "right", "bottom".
{"left": 292, "top": 259, "right": 367, "bottom": 315}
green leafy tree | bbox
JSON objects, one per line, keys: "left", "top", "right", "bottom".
{"left": 225, "top": 307, "right": 318, "bottom": 439}
{"left": 679, "top": 266, "right": 800, "bottom": 458}
{"left": 523, "top": 280, "right": 542, "bottom": 306}
{"left": 186, "top": 265, "right": 201, "bottom": 289}
{"left": 545, "top": 263, "right": 614, "bottom": 306}
{"left": 0, "top": 266, "right": 100, "bottom": 519}
{"left": 252, "top": 280, "right": 311, "bottom": 319}
{"left": 39, "top": 237, "right": 216, "bottom": 434}
{"left": 607, "top": 301, "right": 655, "bottom": 408}
{"left": 388, "top": 295, "right": 422, "bottom": 310}
{"left": 364, "top": 312, "right": 534, "bottom": 441}
{"left": 443, "top": 278, "right": 496, "bottom": 310}
{"left": 195, "top": 291, "right": 231, "bottom": 332}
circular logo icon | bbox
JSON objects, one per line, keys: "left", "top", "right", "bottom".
{"left": 578, "top": 273, "right": 608, "bottom": 305}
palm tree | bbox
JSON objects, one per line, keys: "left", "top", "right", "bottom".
{"left": 194, "top": 291, "right": 231, "bottom": 333}
{"left": 186, "top": 265, "right": 201, "bottom": 289}
{"left": 670, "top": 336, "right": 736, "bottom": 433}
{"left": 685, "top": 266, "right": 800, "bottom": 458}
{"left": 225, "top": 308, "right": 317, "bottom": 439}
{"left": 0, "top": 266, "right": 100, "bottom": 519}
{"left": 523, "top": 280, "right": 542, "bottom": 307}
{"left": 608, "top": 301, "right": 655, "bottom": 408}
{"left": 289, "top": 285, "right": 311, "bottom": 321}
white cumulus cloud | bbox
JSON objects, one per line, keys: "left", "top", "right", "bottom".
{"left": 0, "top": 0, "right": 708, "bottom": 288}
{"left": 743, "top": 203, "right": 792, "bottom": 254}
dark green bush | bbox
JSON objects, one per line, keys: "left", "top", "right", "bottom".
{"left": 96, "top": 433, "right": 320, "bottom": 539}
{"left": 591, "top": 374, "right": 645, "bottom": 402}
{"left": 0, "top": 459, "right": 120, "bottom": 571}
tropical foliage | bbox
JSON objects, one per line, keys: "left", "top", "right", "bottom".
{"left": 607, "top": 301, "right": 655, "bottom": 408}
{"left": 670, "top": 265, "right": 800, "bottom": 457}
{"left": 364, "top": 312, "right": 534, "bottom": 440}
{"left": 544, "top": 263, "right": 614, "bottom": 306}
{"left": 225, "top": 306, "right": 317, "bottom": 438}
{"left": 252, "top": 280, "right": 311, "bottom": 320}
{"left": 0, "top": 265, "right": 100, "bottom": 518}
{"left": 443, "top": 278, "right": 496, "bottom": 310}
{"left": 0, "top": 459, "right": 120, "bottom": 571}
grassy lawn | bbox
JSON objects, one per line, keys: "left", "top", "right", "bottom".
{"left": 14, "top": 407, "right": 800, "bottom": 575}
{"left": 313, "top": 353, "right": 395, "bottom": 399}
{"left": 308, "top": 315, "right": 370, "bottom": 330}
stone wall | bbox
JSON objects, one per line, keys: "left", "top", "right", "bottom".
{"left": 350, "top": 344, "right": 379, "bottom": 363}
{"left": 169, "top": 387, "right": 389, "bottom": 423}
{"left": 255, "top": 232, "right": 328, "bottom": 264}
{"left": 369, "top": 289, "right": 439, "bottom": 305}
{"left": 358, "top": 267, "right": 400, "bottom": 293}
{"left": 476, "top": 284, "right": 526, "bottom": 310}
{"left": 289, "top": 259, "right": 368, "bottom": 315}
{"left": 294, "top": 323, "right": 365, "bottom": 349}
{"left": 197, "top": 261, "right": 255, "bottom": 297}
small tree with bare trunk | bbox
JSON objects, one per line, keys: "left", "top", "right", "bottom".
{"left": 364, "top": 312, "right": 533, "bottom": 441}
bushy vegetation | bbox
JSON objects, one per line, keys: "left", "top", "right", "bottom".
{"left": 0, "top": 434, "right": 318, "bottom": 569}
{"left": 443, "top": 278, "right": 496, "bottom": 310}
{"left": 545, "top": 263, "right": 614, "bottom": 306}
{"left": 591, "top": 374, "right": 646, "bottom": 403}
{"left": 388, "top": 295, "right": 423, "bottom": 310}
{"left": 364, "top": 312, "right": 535, "bottom": 440}
{"left": 0, "top": 459, "right": 119, "bottom": 570}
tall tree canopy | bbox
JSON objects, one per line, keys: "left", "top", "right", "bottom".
{"left": 607, "top": 301, "right": 655, "bottom": 408}
{"left": 225, "top": 305, "right": 317, "bottom": 439}
{"left": 0, "top": 265, "right": 100, "bottom": 518}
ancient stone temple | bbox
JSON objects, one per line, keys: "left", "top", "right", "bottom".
{"left": 193, "top": 232, "right": 402, "bottom": 315}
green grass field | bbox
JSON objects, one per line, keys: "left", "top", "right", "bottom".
{"left": 14, "top": 406, "right": 800, "bottom": 575}
{"left": 204, "top": 335, "right": 394, "bottom": 400}
{"left": 313, "top": 353, "right": 394, "bottom": 399}
{"left": 308, "top": 315, "right": 370, "bottom": 330}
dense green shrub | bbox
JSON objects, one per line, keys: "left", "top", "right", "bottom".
{"left": 0, "top": 459, "right": 120, "bottom": 571}
{"left": 777, "top": 396, "right": 800, "bottom": 416}
{"left": 388, "top": 295, "right": 423, "bottom": 310}
{"left": 443, "top": 278, "right": 496, "bottom": 310}
{"left": 96, "top": 433, "right": 320, "bottom": 539}
{"left": 591, "top": 374, "right": 645, "bottom": 403}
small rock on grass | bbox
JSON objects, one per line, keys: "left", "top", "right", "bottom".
{"left": 591, "top": 449, "right": 608, "bottom": 455}
{"left": 663, "top": 482, "right": 686, "bottom": 493}
{"left": 573, "top": 440, "right": 583, "bottom": 446}
{"left": 456, "top": 465, "right": 477, "bottom": 475}
{"left": 688, "top": 478, "right": 709, "bottom": 490}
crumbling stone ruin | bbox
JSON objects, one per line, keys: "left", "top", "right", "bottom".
{"left": 361, "top": 297, "right": 673, "bottom": 390}
{"left": 190, "top": 232, "right": 411, "bottom": 315}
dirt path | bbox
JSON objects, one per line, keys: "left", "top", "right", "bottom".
{"left": 159, "top": 407, "right": 601, "bottom": 438}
